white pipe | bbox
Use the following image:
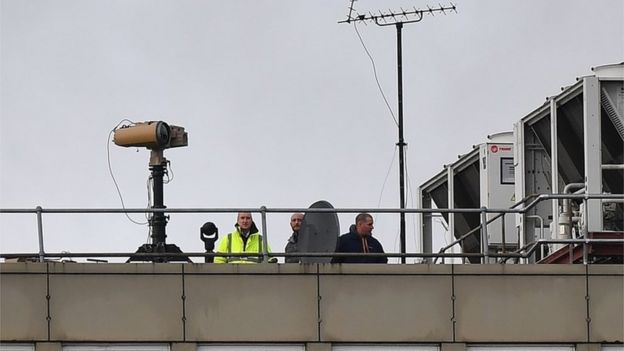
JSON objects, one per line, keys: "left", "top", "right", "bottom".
{"left": 602, "top": 164, "right": 624, "bottom": 170}
{"left": 560, "top": 183, "right": 585, "bottom": 241}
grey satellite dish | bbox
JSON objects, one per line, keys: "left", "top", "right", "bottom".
{"left": 297, "top": 200, "right": 340, "bottom": 263}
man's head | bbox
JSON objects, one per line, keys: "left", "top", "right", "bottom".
{"left": 237, "top": 212, "right": 253, "bottom": 231}
{"left": 355, "top": 213, "right": 374, "bottom": 237}
{"left": 290, "top": 212, "right": 304, "bottom": 232}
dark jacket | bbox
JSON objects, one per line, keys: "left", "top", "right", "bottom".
{"left": 331, "top": 225, "right": 387, "bottom": 264}
{"left": 284, "top": 232, "right": 300, "bottom": 263}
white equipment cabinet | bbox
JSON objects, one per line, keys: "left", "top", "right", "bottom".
{"left": 478, "top": 135, "right": 517, "bottom": 248}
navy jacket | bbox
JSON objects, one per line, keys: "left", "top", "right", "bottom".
{"left": 331, "top": 225, "right": 387, "bottom": 264}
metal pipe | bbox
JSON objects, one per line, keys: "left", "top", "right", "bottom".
{"left": 522, "top": 238, "right": 624, "bottom": 259}
{"left": 433, "top": 194, "right": 543, "bottom": 263}
{"left": 3, "top": 194, "right": 620, "bottom": 215}
{"left": 36, "top": 206, "right": 45, "bottom": 262}
{"left": 500, "top": 213, "right": 506, "bottom": 253}
{"left": 260, "top": 206, "right": 269, "bottom": 263}
{"left": 550, "top": 98, "right": 560, "bottom": 242}
{"left": 5, "top": 238, "right": 621, "bottom": 261}
{"left": 0, "top": 207, "right": 501, "bottom": 214}
{"left": 563, "top": 183, "right": 586, "bottom": 194}
{"left": 434, "top": 225, "right": 482, "bottom": 264}
{"left": 526, "top": 215, "right": 545, "bottom": 261}
{"left": 149, "top": 162, "right": 167, "bottom": 245}
{"left": 1, "top": 251, "right": 487, "bottom": 259}
{"left": 560, "top": 183, "right": 585, "bottom": 243}
{"left": 582, "top": 195, "right": 589, "bottom": 238}
{"left": 602, "top": 164, "right": 624, "bottom": 170}
{"left": 2, "top": 193, "right": 622, "bottom": 264}
{"left": 603, "top": 199, "right": 624, "bottom": 203}
{"left": 481, "top": 207, "right": 489, "bottom": 264}
{"left": 432, "top": 193, "right": 617, "bottom": 263}
{"left": 396, "top": 22, "right": 407, "bottom": 264}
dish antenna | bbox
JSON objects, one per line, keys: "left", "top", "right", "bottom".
{"left": 297, "top": 200, "right": 340, "bottom": 263}
{"left": 113, "top": 121, "right": 190, "bottom": 262}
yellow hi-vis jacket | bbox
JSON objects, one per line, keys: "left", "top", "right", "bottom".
{"left": 214, "top": 227, "right": 271, "bottom": 264}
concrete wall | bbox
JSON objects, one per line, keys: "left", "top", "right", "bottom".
{"left": 1, "top": 263, "right": 623, "bottom": 345}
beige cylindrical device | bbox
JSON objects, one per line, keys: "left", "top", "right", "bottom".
{"left": 113, "top": 121, "right": 170, "bottom": 149}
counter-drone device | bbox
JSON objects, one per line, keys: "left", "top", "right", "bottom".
{"left": 113, "top": 121, "right": 189, "bottom": 262}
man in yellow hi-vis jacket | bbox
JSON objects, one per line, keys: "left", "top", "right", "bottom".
{"left": 214, "top": 212, "right": 271, "bottom": 263}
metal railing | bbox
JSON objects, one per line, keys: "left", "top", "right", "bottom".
{"left": 1, "top": 193, "right": 622, "bottom": 264}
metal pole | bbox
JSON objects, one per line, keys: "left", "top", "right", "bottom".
{"left": 260, "top": 206, "right": 269, "bottom": 263}
{"left": 150, "top": 163, "right": 167, "bottom": 246}
{"left": 36, "top": 206, "right": 45, "bottom": 262}
{"left": 602, "top": 164, "right": 624, "bottom": 170}
{"left": 501, "top": 213, "right": 506, "bottom": 253}
{"left": 582, "top": 195, "right": 589, "bottom": 238}
{"left": 480, "top": 207, "right": 489, "bottom": 264}
{"left": 396, "top": 22, "right": 407, "bottom": 263}
{"left": 527, "top": 215, "right": 544, "bottom": 263}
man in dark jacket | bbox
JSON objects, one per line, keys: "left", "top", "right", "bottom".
{"left": 284, "top": 212, "right": 304, "bottom": 263}
{"left": 331, "top": 213, "right": 387, "bottom": 264}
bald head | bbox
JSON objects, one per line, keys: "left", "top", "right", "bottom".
{"left": 290, "top": 212, "right": 304, "bottom": 232}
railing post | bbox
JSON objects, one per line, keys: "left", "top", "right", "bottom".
{"left": 526, "top": 215, "right": 545, "bottom": 263}
{"left": 582, "top": 239, "right": 589, "bottom": 265}
{"left": 260, "top": 206, "right": 269, "bottom": 263}
{"left": 501, "top": 213, "right": 506, "bottom": 253}
{"left": 481, "top": 207, "right": 489, "bottom": 264}
{"left": 36, "top": 206, "right": 45, "bottom": 262}
{"left": 582, "top": 195, "right": 590, "bottom": 238}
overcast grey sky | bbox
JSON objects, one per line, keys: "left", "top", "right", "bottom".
{"left": 1, "top": 0, "right": 623, "bottom": 261}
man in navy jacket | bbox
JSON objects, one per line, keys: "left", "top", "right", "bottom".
{"left": 331, "top": 213, "right": 387, "bottom": 264}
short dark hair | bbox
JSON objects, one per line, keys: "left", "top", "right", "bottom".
{"left": 355, "top": 213, "right": 372, "bottom": 224}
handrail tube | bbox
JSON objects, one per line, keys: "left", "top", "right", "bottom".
{"left": 0, "top": 207, "right": 503, "bottom": 214}
{"left": 432, "top": 229, "right": 478, "bottom": 264}
{"left": 582, "top": 196, "right": 589, "bottom": 238}
{"left": 0, "top": 196, "right": 618, "bottom": 218}
{"left": 480, "top": 207, "right": 489, "bottom": 264}
{"left": 260, "top": 206, "right": 269, "bottom": 262}
{"left": 1, "top": 193, "right": 622, "bottom": 264}
{"left": 1, "top": 252, "right": 486, "bottom": 259}
{"left": 434, "top": 208, "right": 512, "bottom": 264}
{"left": 435, "top": 193, "right": 621, "bottom": 260}
{"left": 2, "top": 194, "right": 620, "bottom": 215}
{"left": 522, "top": 239, "right": 624, "bottom": 259}
{"left": 526, "top": 215, "right": 545, "bottom": 260}
{"left": 501, "top": 213, "right": 506, "bottom": 253}
{"left": 36, "top": 206, "right": 45, "bottom": 262}
{"left": 2, "top": 238, "right": 620, "bottom": 260}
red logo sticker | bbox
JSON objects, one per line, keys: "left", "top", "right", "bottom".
{"left": 490, "top": 145, "right": 498, "bottom": 153}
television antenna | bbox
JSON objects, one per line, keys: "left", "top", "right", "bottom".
{"left": 339, "top": 1, "right": 457, "bottom": 263}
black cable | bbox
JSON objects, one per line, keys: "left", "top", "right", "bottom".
{"left": 376, "top": 146, "right": 399, "bottom": 263}
{"left": 107, "top": 120, "right": 148, "bottom": 226}
{"left": 404, "top": 146, "right": 419, "bottom": 257}
{"left": 353, "top": 22, "right": 399, "bottom": 127}
{"left": 375, "top": 146, "right": 398, "bottom": 217}
{"left": 145, "top": 176, "right": 153, "bottom": 243}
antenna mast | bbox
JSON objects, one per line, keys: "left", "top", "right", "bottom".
{"left": 340, "top": 1, "right": 457, "bottom": 263}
